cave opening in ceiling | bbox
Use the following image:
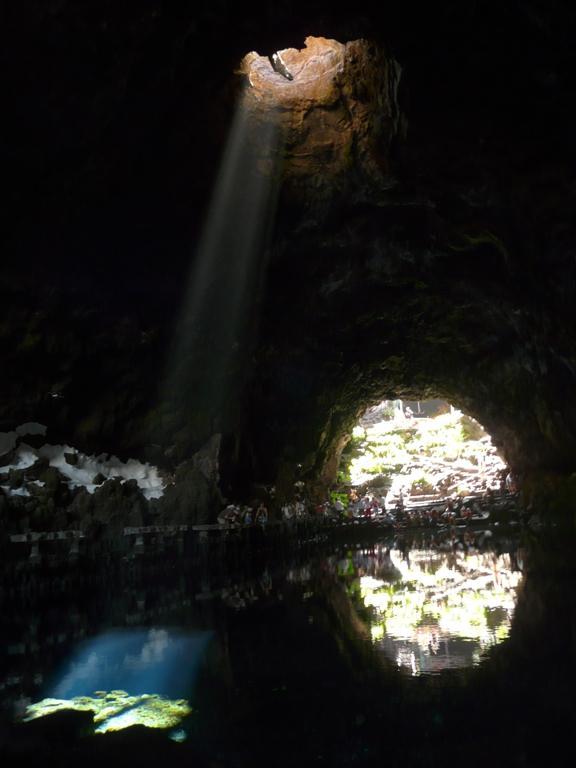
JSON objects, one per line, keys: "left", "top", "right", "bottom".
{"left": 236, "top": 36, "right": 400, "bottom": 210}
{"left": 157, "top": 35, "right": 400, "bottom": 457}
{"left": 240, "top": 37, "right": 346, "bottom": 98}
{"left": 336, "top": 399, "right": 509, "bottom": 515}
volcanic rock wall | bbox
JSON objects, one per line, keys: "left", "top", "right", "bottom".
{"left": 2, "top": 2, "right": 576, "bottom": 520}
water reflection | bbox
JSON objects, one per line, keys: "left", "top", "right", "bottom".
{"left": 347, "top": 543, "right": 521, "bottom": 674}
{"left": 4, "top": 530, "right": 574, "bottom": 768}
{"left": 25, "top": 690, "right": 192, "bottom": 734}
{"left": 22, "top": 628, "right": 211, "bottom": 734}
{"left": 47, "top": 628, "right": 211, "bottom": 699}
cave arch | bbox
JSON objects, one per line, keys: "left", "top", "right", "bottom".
{"left": 2, "top": 3, "right": 576, "bottom": 522}
{"left": 340, "top": 400, "right": 506, "bottom": 509}
{"left": 237, "top": 204, "right": 576, "bottom": 503}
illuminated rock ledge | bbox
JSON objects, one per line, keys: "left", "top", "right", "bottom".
{"left": 24, "top": 690, "right": 192, "bottom": 734}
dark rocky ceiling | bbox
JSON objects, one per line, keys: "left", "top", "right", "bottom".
{"left": 2, "top": 1, "right": 576, "bottom": 508}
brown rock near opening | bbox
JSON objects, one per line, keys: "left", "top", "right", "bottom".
{"left": 239, "top": 37, "right": 402, "bottom": 206}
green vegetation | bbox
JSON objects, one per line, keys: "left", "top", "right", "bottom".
{"left": 337, "top": 406, "right": 502, "bottom": 496}
{"left": 337, "top": 430, "right": 366, "bottom": 484}
{"left": 460, "top": 413, "right": 486, "bottom": 441}
{"left": 411, "top": 475, "right": 435, "bottom": 495}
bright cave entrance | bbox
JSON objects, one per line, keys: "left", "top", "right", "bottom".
{"left": 335, "top": 400, "right": 514, "bottom": 521}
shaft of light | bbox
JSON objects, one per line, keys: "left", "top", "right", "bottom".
{"left": 162, "top": 89, "right": 282, "bottom": 435}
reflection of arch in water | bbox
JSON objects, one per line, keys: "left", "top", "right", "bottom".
{"left": 355, "top": 544, "right": 522, "bottom": 676}
{"left": 353, "top": 546, "right": 403, "bottom": 582}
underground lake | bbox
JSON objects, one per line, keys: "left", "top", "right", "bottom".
{"left": 3, "top": 3, "right": 576, "bottom": 766}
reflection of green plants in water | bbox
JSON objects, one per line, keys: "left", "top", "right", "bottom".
{"left": 24, "top": 690, "right": 192, "bottom": 733}
{"left": 355, "top": 551, "right": 520, "bottom": 664}
{"left": 376, "top": 584, "right": 513, "bottom": 642}
{"left": 338, "top": 554, "right": 356, "bottom": 578}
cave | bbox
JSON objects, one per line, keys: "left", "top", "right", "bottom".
{"left": 2, "top": 2, "right": 576, "bottom": 764}
{"left": 3, "top": 4, "right": 576, "bottom": 521}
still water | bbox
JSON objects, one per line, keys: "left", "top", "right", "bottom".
{"left": 1, "top": 529, "right": 574, "bottom": 766}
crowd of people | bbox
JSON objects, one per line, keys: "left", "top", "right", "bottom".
{"left": 341, "top": 490, "right": 491, "bottom": 527}
{"left": 217, "top": 502, "right": 269, "bottom": 527}
{"left": 215, "top": 484, "right": 516, "bottom": 531}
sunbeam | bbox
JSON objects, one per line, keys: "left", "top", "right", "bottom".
{"left": 160, "top": 87, "right": 283, "bottom": 442}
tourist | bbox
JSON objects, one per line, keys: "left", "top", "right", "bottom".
{"left": 218, "top": 504, "right": 239, "bottom": 526}
{"left": 295, "top": 499, "right": 306, "bottom": 518}
{"left": 256, "top": 503, "right": 268, "bottom": 526}
{"left": 333, "top": 497, "right": 345, "bottom": 515}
